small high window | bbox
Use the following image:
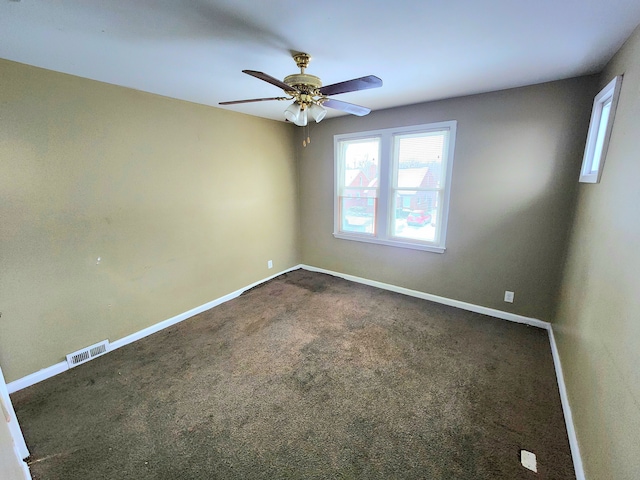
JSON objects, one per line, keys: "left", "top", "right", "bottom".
{"left": 579, "top": 76, "right": 623, "bottom": 183}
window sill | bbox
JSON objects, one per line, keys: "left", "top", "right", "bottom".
{"left": 333, "top": 232, "right": 446, "bottom": 253}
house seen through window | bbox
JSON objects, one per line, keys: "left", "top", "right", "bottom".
{"left": 334, "top": 121, "right": 457, "bottom": 253}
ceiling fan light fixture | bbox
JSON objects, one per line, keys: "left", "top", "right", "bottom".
{"left": 293, "top": 108, "right": 308, "bottom": 127}
{"left": 309, "top": 103, "right": 326, "bottom": 123}
{"left": 284, "top": 102, "right": 302, "bottom": 123}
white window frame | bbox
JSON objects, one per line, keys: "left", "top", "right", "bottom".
{"left": 579, "top": 75, "right": 623, "bottom": 184}
{"left": 334, "top": 121, "right": 457, "bottom": 253}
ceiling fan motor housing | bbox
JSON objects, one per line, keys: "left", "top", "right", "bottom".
{"left": 285, "top": 71, "right": 323, "bottom": 109}
{"left": 284, "top": 73, "right": 322, "bottom": 91}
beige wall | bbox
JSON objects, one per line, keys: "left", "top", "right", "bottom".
{"left": 299, "top": 77, "right": 596, "bottom": 321}
{"left": 0, "top": 59, "right": 299, "bottom": 383}
{"left": 554, "top": 24, "right": 640, "bottom": 480}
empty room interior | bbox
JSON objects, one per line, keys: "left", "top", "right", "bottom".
{"left": 1, "top": 2, "right": 639, "bottom": 479}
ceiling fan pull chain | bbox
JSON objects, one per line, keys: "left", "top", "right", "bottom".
{"left": 301, "top": 124, "right": 311, "bottom": 147}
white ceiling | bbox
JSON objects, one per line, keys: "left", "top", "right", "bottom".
{"left": 2, "top": 0, "right": 640, "bottom": 122}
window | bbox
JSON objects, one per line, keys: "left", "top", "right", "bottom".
{"left": 334, "top": 121, "right": 457, "bottom": 253}
{"left": 579, "top": 75, "right": 622, "bottom": 183}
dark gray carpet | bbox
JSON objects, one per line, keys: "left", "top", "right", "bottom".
{"left": 12, "top": 269, "right": 575, "bottom": 479}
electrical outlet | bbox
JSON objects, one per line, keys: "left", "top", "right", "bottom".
{"left": 504, "top": 291, "right": 514, "bottom": 303}
{"left": 267, "top": 260, "right": 273, "bottom": 269}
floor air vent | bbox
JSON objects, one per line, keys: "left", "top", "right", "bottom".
{"left": 66, "top": 340, "right": 110, "bottom": 368}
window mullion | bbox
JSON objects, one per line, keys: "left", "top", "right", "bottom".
{"left": 376, "top": 132, "right": 392, "bottom": 238}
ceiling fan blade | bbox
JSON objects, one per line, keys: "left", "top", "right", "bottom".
{"left": 323, "top": 99, "right": 371, "bottom": 116}
{"left": 319, "top": 75, "right": 382, "bottom": 96}
{"left": 219, "top": 97, "right": 288, "bottom": 105}
{"left": 243, "top": 70, "right": 298, "bottom": 93}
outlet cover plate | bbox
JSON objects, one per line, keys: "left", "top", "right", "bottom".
{"left": 520, "top": 450, "right": 537, "bottom": 472}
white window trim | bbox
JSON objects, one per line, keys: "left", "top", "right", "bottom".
{"left": 579, "top": 75, "right": 623, "bottom": 184}
{"left": 333, "top": 121, "right": 457, "bottom": 253}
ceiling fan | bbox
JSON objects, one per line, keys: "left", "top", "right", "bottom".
{"left": 219, "top": 53, "right": 382, "bottom": 126}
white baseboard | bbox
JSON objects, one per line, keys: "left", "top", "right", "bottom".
{"left": 7, "top": 361, "right": 68, "bottom": 395}
{"left": 7, "top": 265, "right": 302, "bottom": 394}
{"left": 547, "top": 326, "right": 585, "bottom": 480}
{"left": 109, "top": 264, "right": 300, "bottom": 353}
{"left": 7, "top": 263, "right": 584, "bottom": 479}
{"left": 299, "top": 264, "right": 550, "bottom": 329}
{"left": 19, "top": 456, "right": 31, "bottom": 480}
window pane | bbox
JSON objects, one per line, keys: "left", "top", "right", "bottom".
{"left": 590, "top": 99, "right": 612, "bottom": 174}
{"left": 391, "top": 130, "right": 448, "bottom": 244}
{"left": 340, "top": 138, "right": 380, "bottom": 189}
{"left": 340, "top": 196, "right": 376, "bottom": 235}
{"left": 338, "top": 137, "right": 380, "bottom": 236}
{"left": 396, "top": 132, "right": 446, "bottom": 188}
{"left": 391, "top": 192, "right": 437, "bottom": 242}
